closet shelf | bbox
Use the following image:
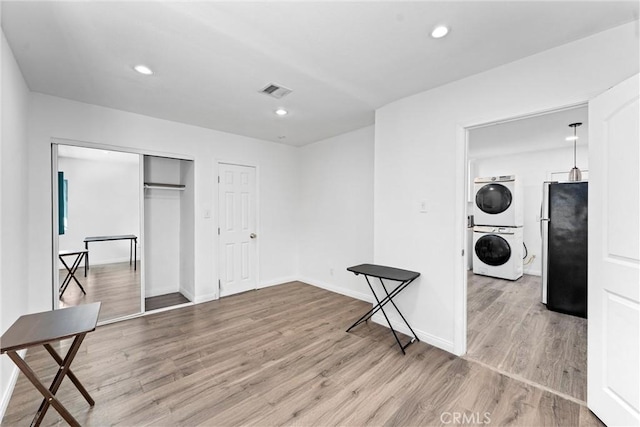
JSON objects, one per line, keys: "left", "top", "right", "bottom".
{"left": 144, "top": 183, "right": 186, "bottom": 191}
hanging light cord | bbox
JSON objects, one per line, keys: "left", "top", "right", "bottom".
{"left": 573, "top": 127, "right": 578, "bottom": 168}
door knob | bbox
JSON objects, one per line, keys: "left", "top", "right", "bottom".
{"left": 250, "top": 233, "right": 257, "bottom": 239}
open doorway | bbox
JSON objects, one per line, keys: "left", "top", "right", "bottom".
{"left": 464, "top": 105, "right": 589, "bottom": 402}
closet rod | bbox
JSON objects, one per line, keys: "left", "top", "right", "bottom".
{"left": 144, "top": 183, "right": 186, "bottom": 190}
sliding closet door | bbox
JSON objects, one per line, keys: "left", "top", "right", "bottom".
{"left": 53, "top": 143, "right": 143, "bottom": 322}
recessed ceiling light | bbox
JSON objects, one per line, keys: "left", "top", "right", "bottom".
{"left": 133, "top": 64, "right": 153, "bottom": 75}
{"left": 275, "top": 109, "right": 288, "bottom": 116}
{"left": 565, "top": 136, "right": 579, "bottom": 141}
{"left": 431, "top": 25, "right": 449, "bottom": 39}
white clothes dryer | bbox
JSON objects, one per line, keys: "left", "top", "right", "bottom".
{"left": 474, "top": 175, "right": 523, "bottom": 227}
{"left": 473, "top": 226, "right": 523, "bottom": 281}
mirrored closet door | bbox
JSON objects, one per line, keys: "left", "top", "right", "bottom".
{"left": 53, "top": 144, "right": 143, "bottom": 322}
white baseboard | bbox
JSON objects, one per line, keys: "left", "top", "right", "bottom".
{"left": 88, "top": 256, "right": 136, "bottom": 266}
{"left": 0, "top": 349, "right": 27, "bottom": 421}
{"left": 524, "top": 268, "right": 541, "bottom": 277}
{"left": 370, "top": 313, "right": 455, "bottom": 354}
{"left": 179, "top": 286, "right": 195, "bottom": 302}
{"left": 258, "top": 276, "right": 298, "bottom": 289}
{"left": 194, "top": 292, "right": 218, "bottom": 304}
{"left": 58, "top": 256, "right": 136, "bottom": 269}
{"left": 298, "top": 277, "right": 373, "bottom": 304}
{"left": 192, "top": 277, "right": 296, "bottom": 303}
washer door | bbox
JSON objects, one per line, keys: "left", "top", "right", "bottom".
{"left": 475, "top": 234, "right": 511, "bottom": 266}
{"left": 475, "top": 183, "right": 512, "bottom": 215}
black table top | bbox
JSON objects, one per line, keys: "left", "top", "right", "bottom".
{"left": 1, "top": 303, "right": 101, "bottom": 353}
{"left": 347, "top": 264, "right": 420, "bottom": 282}
{"left": 84, "top": 235, "right": 137, "bottom": 242}
{"left": 59, "top": 249, "right": 88, "bottom": 256}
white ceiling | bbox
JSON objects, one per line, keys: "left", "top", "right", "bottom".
{"left": 469, "top": 105, "right": 589, "bottom": 159}
{"left": 58, "top": 145, "right": 140, "bottom": 164}
{"left": 2, "top": 1, "right": 637, "bottom": 147}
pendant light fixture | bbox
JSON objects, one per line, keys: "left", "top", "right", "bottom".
{"left": 567, "top": 122, "right": 582, "bottom": 182}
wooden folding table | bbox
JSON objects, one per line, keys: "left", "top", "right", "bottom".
{"left": 0, "top": 302, "right": 101, "bottom": 426}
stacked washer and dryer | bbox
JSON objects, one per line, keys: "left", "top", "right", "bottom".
{"left": 472, "top": 175, "right": 524, "bottom": 281}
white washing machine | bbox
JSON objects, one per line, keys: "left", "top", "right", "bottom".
{"left": 474, "top": 175, "right": 523, "bottom": 227}
{"left": 473, "top": 226, "right": 523, "bottom": 280}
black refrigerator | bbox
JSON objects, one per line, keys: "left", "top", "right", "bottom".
{"left": 541, "top": 182, "right": 588, "bottom": 318}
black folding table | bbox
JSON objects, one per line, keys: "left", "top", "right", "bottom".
{"left": 58, "top": 250, "right": 88, "bottom": 298}
{"left": 346, "top": 263, "right": 420, "bottom": 354}
{"left": 84, "top": 234, "right": 137, "bottom": 274}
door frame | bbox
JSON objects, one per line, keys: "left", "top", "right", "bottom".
{"left": 215, "top": 159, "right": 260, "bottom": 299}
{"left": 455, "top": 101, "right": 588, "bottom": 355}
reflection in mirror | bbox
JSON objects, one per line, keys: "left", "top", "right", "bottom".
{"left": 56, "top": 145, "right": 141, "bottom": 322}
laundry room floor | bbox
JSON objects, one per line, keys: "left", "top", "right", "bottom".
{"left": 466, "top": 272, "right": 587, "bottom": 403}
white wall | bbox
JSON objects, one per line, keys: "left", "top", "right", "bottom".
{"left": 374, "top": 22, "right": 639, "bottom": 354}
{"left": 0, "top": 29, "right": 30, "bottom": 417}
{"left": 298, "top": 126, "right": 374, "bottom": 301}
{"left": 58, "top": 154, "right": 140, "bottom": 265}
{"left": 471, "top": 145, "right": 589, "bottom": 276}
{"left": 26, "top": 93, "right": 299, "bottom": 311}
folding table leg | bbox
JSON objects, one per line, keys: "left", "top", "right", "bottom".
{"left": 346, "top": 275, "right": 421, "bottom": 354}
{"left": 6, "top": 351, "right": 80, "bottom": 427}
{"left": 84, "top": 241, "right": 90, "bottom": 275}
{"left": 378, "top": 278, "right": 420, "bottom": 348}
{"left": 44, "top": 344, "right": 94, "bottom": 405}
{"left": 31, "top": 334, "right": 87, "bottom": 426}
{"left": 346, "top": 275, "right": 389, "bottom": 332}
{"left": 363, "top": 276, "right": 407, "bottom": 354}
{"left": 59, "top": 254, "right": 87, "bottom": 298}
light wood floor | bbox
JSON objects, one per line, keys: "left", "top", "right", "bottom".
{"left": 3, "top": 281, "right": 601, "bottom": 426}
{"left": 466, "top": 272, "right": 587, "bottom": 402}
{"left": 59, "top": 261, "right": 141, "bottom": 322}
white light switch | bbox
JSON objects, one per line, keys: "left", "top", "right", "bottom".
{"left": 204, "top": 208, "right": 211, "bottom": 219}
{"left": 420, "top": 201, "right": 428, "bottom": 213}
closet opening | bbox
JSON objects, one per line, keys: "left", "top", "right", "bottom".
{"left": 143, "top": 155, "right": 195, "bottom": 312}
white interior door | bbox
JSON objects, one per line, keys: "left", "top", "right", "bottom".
{"left": 218, "top": 163, "right": 257, "bottom": 297}
{"left": 588, "top": 73, "right": 639, "bottom": 426}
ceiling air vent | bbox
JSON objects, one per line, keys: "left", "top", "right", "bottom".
{"left": 259, "top": 83, "right": 293, "bottom": 99}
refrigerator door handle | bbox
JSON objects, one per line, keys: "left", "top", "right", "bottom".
{"left": 540, "top": 182, "right": 553, "bottom": 305}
